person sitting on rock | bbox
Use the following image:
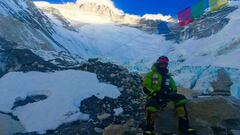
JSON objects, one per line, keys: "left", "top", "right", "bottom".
{"left": 142, "top": 56, "right": 195, "bottom": 135}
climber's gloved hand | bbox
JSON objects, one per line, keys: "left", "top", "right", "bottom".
{"left": 155, "top": 90, "right": 169, "bottom": 108}
{"left": 150, "top": 91, "right": 164, "bottom": 98}
{"left": 150, "top": 91, "right": 157, "bottom": 97}
{"left": 158, "top": 99, "right": 167, "bottom": 108}
{"left": 155, "top": 90, "right": 168, "bottom": 99}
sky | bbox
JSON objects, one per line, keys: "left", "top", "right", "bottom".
{"left": 34, "top": 0, "right": 201, "bottom": 16}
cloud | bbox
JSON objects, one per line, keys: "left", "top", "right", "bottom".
{"left": 142, "top": 14, "right": 176, "bottom": 22}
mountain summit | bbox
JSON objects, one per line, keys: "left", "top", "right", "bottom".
{"left": 35, "top": 0, "right": 175, "bottom": 25}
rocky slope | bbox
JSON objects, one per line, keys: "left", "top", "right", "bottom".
{"left": 0, "top": 0, "right": 58, "bottom": 50}
{"left": 0, "top": 49, "right": 144, "bottom": 135}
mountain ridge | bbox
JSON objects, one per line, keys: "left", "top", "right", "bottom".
{"left": 34, "top": 0, "right": 175, "bottom": 25}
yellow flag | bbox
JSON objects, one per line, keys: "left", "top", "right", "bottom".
{"left": 210, "top": 0, "right": 228, "bottom": 12}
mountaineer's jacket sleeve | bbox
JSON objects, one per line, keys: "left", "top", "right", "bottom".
{"left": 142, "top": 72, "right": 155, "bottom": 95}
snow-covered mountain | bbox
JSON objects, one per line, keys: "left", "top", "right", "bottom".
{"left": 35, "top": 0, "right": 174, "bottom": 25}
{"left": 0, "top": 0, "right": 56, "bottom": 50}
{"left": 34, "top": 0, "right": 175, "bottom": 35}
{"left": 33, "top": 0, "right": 240, "bottom": 97}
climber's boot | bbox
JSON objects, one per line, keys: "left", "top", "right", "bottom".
{"left": 139, "top": 121, "right": 155, "bottom": 135}
{"left": 144, "top": 130, "right": 156, "bottom": 135}
{"left": 143, "top": 120, "right": 155, "bottom": 135}
{"left": 143, "top": 110, "right": 156, "bottom": 135}
{"left": 178, "top": 129, "right": 196, "bottom": 135}
{"left": 186, "top": 128, "right": 196, "bottom": 135}
{"left": 178, "top": 117, "right": 196, "bottom": 135}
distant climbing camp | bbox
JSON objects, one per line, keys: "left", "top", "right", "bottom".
{"left": 142, "top": 56, "right": 196, "bottom": 135}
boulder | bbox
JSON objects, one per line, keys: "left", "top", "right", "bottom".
{"left": 178, "top": 87, "right": 201, "bottom": 99}
{"left": 155, "top": 96, "right": 240, "bottom": 135}
{"left": 103, "top": 125, "right": 138, "bottom": 135}
{"left": 211, "top": 69, "right": 233, "bottom": 96}
{"left": 154, "top": 102, "right": 178, "bottom": 134}
{"left": 188, "top": 96, "right": 240, "bottom": 135}
{"left": 97, "top": 113, "right": 111, "bottom": 121}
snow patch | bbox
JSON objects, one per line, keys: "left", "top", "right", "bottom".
{"left": 142, "top": 14, "right": 176, "bottom": 22}
{"left": 113, "top": 107, "right": 123, "bottom": 116}
{"left": 0, "top": 70, "right": 120, "bottom": 133}
{"left": 76, "top": 0, "right": 115, "bottom": 9}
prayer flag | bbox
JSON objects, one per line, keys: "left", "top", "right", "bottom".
{"left": 191, "top": 0, "right": 206, "bottom": 19}
{"left": 209, "top": 0, "right": 228, "bottom": 12}
{"left": 178, "top": 7, "right": 192, "bottom": 26}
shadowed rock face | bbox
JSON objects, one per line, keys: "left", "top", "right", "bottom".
{"left": 211, "top": 69, "right": 233, "bottom": 96}
{"left": 0, "top": 0, "right": 71, "bottom": 51}
{"left": 0, "top": 48, "right": 59, "bottom": 77}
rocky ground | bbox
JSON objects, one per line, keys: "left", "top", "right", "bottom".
{"left": 0, "top": 49, "right": 239, "bottom": 135}
{"left": 0, "top": 49, "right": 145, "bottom": 135}
{"left": 39, "top": 59, "right": 145, "bottom": 135}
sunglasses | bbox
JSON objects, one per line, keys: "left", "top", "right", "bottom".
{"left": 157, "top": 62, "right": 168, "bottom": 67}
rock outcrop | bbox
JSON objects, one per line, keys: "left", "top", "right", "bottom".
{"left": 103, "top": 125, "right": 139, "bottom": 135}
{"left": 211, "top": 69, "right": 233, "bottom": 96}
{"left": 155, "top": 96, "right": 240, "bottom": 135}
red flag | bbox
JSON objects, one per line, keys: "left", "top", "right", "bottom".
{"left": 178, "top": 7, "right": 193, "bottom": 26}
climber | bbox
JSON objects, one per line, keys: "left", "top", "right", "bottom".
{"left": 142, "top": 56, "right": 195, "bottom": 135}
